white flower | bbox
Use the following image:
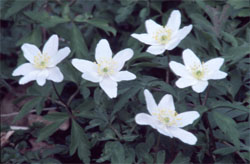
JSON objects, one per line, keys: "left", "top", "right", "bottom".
{"left": 71, "top": 39, "right": 136, "bottom": 98}
{"left": 135, "top": 89, "right": 200, "bottom": 145}
{"left": 131, "top": 10, "right": 192, "bottom": 55}
{"left": 169, "top": 49, "right": 228, "bottom": 93}
{"left": 12, "top": 35, "right": 71, "bottom": 86}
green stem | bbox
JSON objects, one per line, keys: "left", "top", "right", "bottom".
{"left": 155, "top": 133, "right": 161, "bottom": 151}
{"left": 51, "top": 81, "right": 75, "bottom": 119}
{"left": 165, "top": 51, "right": 170, "bottom": 83}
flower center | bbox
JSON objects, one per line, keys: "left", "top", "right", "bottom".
{"left": 190, "top": 62, "right": 206, "bottom": 80}
{"left": 97, "top": 58, "right": 117, "bottom": 77}
{"left": 153, "top": 109, "right": 181, "bottom": 127}
{"left": 153, "top": 27, "right": 172, "bottom": 45}
{"left": 34, "top": 53, "right": 50, "bottom": 69}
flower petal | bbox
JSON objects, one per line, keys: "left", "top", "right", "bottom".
{"left": 42, "top": 34, "right": 59, "bottom": 57}
{"left": 158, "top": 94, "right": 175, "bottom": 111}
{"left": 166, "top": 10, "right": 181, "bottom": 33}
{"left": 203, "top": 58, "right": 226, "bottom": 80}
{"left": 144, "top": 89, "right": 157, "bottom": 115}
{"left": 135, "top": 113, "right": 158, "bottom": 129}
{"left": 47, "top": 67, "right": 63, "bottom": 83}
{"left": 131, "top": 33, "right": 158, "bottom": 45}
{"left": 82, "top": 72, "right": 102, "bottom": 83}
{"left": 182, "top": 49, "right": 201, "bottom": 69}
{"left": 21, "top": 43, "right": 41, "bottom": 64}
{"left": 72, "top": 59, "right": 98, "bottom": 73}
{"left": 146, "top": 45, "right": 165, "bottom": 55}
{"left": 208, "top": 71, "right": 227, "bottom": 80}
{"left": 165, "top": 38, "right": 182, "bottom": 50}
{"left": 110, "top": 71, "right": 136, "bottom": 82}
{"left": 100, "top": 78, "right": 118, "bottom": 98}
{"left": 191, "top": 80, "right": 208, "bottom": 93}
{"left": 36, "top": 70, "right": 49, "bottom": 86}
{"left": 168, "top": 127, "right": 197, "bottom": 145}
{"left": 19, "top": 71, "right": 38, "bottom": 85}
{"left": 49, "top": 47, "right": 70, "bottom": 67}
{"left": 176, "top": 111, "right": 200, "bottom": 128}
{"left": 175, "top": 25, "right": 193, "bottom": 40}
{"left": 156, "top": 125, "right": 173, "bottom": 138}
{"left": 12, "top": 63, "right": 36, "bottom": 76}
{"left": 176, "top": 77, "right": 197, "bottom": 88}
{"left": 145, "top": 19, "right": 162, "bottom": 35}
{"left": 169, "top": 61, "right": 189, "bottom": 78}
{"left": 113, "top": 48, "right": 133, "bottom": 71}
{"left": 95, "top": 39, "right": 112, "bottom": 63}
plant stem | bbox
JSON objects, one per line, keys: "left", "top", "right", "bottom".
{"left": 199, "top": 93, "right": 202, "bottom": 105}
{"left": 202, "top": 86, "right": 210, "bottom": 106}
{"left": 51, "top": 81, "right": 75, "bottom": 119}
{"left": 165, "top": 51, "right": 170, "bottom": 83}
{"left": 155, "top": 133, "right": 161, "bottom": 151}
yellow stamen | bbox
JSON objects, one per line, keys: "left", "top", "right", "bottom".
{"left": 34, "top": 53, "right": 50, "bottom": 69}
{"left": 153, "top": 27, "right": 172, "bottom": 45}
{"left": 152, "top": 109, "right": 181, "bottom": 126}
{"left": 97, "top": 58, "right": 117, "bottom": 76}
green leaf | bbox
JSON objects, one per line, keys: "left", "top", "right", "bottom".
{"left": 212, "top": 111, "right": 240, "bottom": 147}
{"left": 171, "top": 152, "right": 190, "bottom": 164}
{"left": 75, "top": 17, "right": 116, "bottom": 36}
{"left": 70, "top": 120, "right": 91, "bottom": 164}
{"left": 209, "top": 101, "right": 249, "bottom": 114}
{"left": 24, "top": 11, "right": 70, "bottom": 28}
{"left": 37, "top": 119, "right": 66, "bottom": 142}
{"left": 16, "top": 28, "right": 42, "bottom": 47}
{"left": 110, "top": 142, "right": 125, "bottom": 164}
{"left": 112, "top": 86, "right": 141, "bottom": 116}
{"left": 213, "top": 146, "right": 238, "bottom": 155}
{"left": 3, "top": 0, "right": 34, "bottom": 19}
{"left": 13, "top": 97, "right": 43, "bottom": 123}
{"left": 223, "top": 43, "right": 250, "bottom": 64}
{"left": 70, "top": 23, "right": 89, "bottom": 58}
{"left": 43, "top": 112, "right": 69, "bottom": 121}
{"left": 156, "top": 150, "right": 166, "bottom": 164}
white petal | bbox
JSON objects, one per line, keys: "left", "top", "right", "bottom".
{"left": 42, "top": 35, "right": 59, "bottom": 57}
{"left": 208, "top": 71, "right": 227, "bottom": 80}
{"left": 95, "top": 39, "right": 112, "bottom": 63}
{"left": 145, "top": 19, "right": 162, "bottom": 35}
{"left": 175, "top": 25, "right": 193, "bottom": 40}
{"left": 168, "top": 127, "right": 197, "bottom": 145}
{"left": 135, "top": 113, "right": 157, "bottom": 129}
{"left": 182, "top": 49, "right": 201, "bottom": 69}
{"left": 165, "top": 38, "right": 182, "bottom": 50}
{"left": 113, "top": 48, "right": 134, "bottom": 71}
{"left": 166, "top": 10, "right": 181, "bottom": 33}
{"left": 158, "top": 94, "right": 175, "bottom": 111}
{"left": 49, "top": 47, "right": 70, "bottom": 67}
{"left": 110, "top": 71, "right": 136, "bottom": 82}
{"left": 191, "top": 80, "right": 208, "bottom": 93}
{"left": 176, "top": 77, "right": 197, "bottom": 88}
{"left": 144, "top": 89, "right": 157, "bottom": 115}
{"left": 82, "top": 72, "right": 102, "bottom": 83}
{"left": 99, "top": 78, "right": 118, "bottom": 98}
{"left": 12, "top": 63, "right": 36, "bottom": 76}
{"left": 203, "top": 58, "right": 225, "bottom": 79}
{"left": 47, "top": 67, "right": 63, "bottom": 82}
{"left": 156, "top": 125, "right": 173, "bottom": 138}
{"left": 19, "top": 71, "right": 38, "bottom": 85}
{"left": 146, "top": 45, "right": 165, "bottom": 55}
{"left": 36, "top": 70, "right": 49, "bottom": 86}
{"left": 131, "top": 33, "right": 158, "bottom": 45}
{"left": 169, "top": 61, "right": 189, "bottom": 78}
{"left": 176, "top": 111, "right": 200, "bottom": 128}
{"left": 21, "top": 43, "right": 41, "bottom": 64}
{"left": 72, "top": 59, "right": 98, "bottom": 73}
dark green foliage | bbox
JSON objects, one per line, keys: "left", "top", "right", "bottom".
{"left": 0, "top": 0, "right": 249, "bottom": 163}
